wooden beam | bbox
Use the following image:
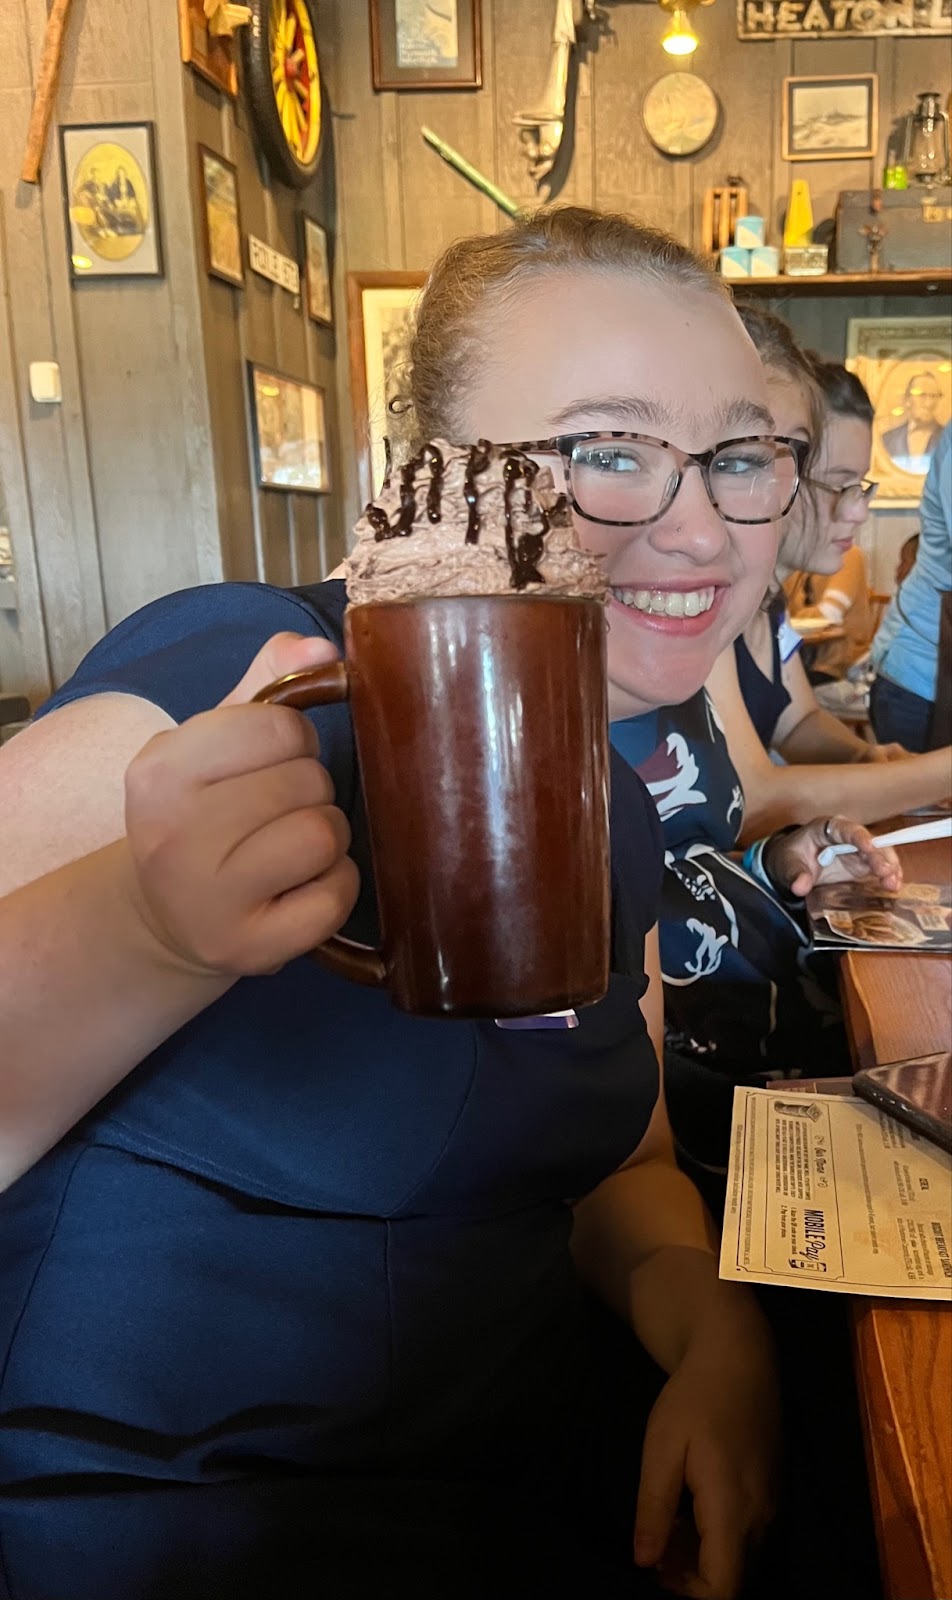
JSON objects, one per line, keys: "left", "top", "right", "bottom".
{"left": 21, "top": 0, "right": 74, "bottom": 185}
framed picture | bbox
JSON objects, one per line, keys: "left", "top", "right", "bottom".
{"left": 347, "top": 271, "right": 426, "bottom": 504}
{"left": 302, "top": 216, "right": 333, "bottom": 325}
{"left": 782, "top": 75, "right": 878, "bottom": 161}
{"left": 847, "top": 317, "right": 952, "bottom": 506}
{"left": 370, "top": 0, "right": 482, "bottom": 91}
{"left": 198, "top": 146, "right": 243, "bottom": 286}
{"left": 60, "top": 123, "right": 163, "bottom": 281}
{"left": 248, "top": 363, "right": 330, "bottom": 494}
{"left": 178, "top": 0, "right": 238, "bottom": 97}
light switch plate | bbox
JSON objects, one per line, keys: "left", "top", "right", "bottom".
{"left": 29, "top": 361, "right": 62, "bottom": 403}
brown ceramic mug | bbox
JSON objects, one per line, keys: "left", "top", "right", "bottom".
{"left": 254, "top": 595, "right": 610, "bottom": 1018}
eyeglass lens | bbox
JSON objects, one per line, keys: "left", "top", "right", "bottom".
{"left": 569, "top": 437, "right": 798, "bottom": 526}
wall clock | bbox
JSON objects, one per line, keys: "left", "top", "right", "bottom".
{"left": 243, "top": 0, "right": 323, "bottom": 189}
{"left": 642, "top": 72, "right": 719, "bottom": 158}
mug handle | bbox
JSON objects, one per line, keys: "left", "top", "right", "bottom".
{"left": 253, "top": 665, "right": 387, "bottom": 990}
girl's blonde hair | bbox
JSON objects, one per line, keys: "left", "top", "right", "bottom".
{"left": 402, "top": 205, "right": 730, "bottom": 451}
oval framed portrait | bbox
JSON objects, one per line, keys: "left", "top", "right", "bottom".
{"left": 642, "top": 72, "right": 719, "bottom": 157}
{"left": 60, "top": 122, "right": 162, "bottom": 280}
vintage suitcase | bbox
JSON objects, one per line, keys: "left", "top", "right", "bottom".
{"left": 834, "top": 188, "right": 952, "bottom": 274}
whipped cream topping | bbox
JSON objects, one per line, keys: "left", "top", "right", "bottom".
{"left": 345, "top": 440, "right": 607, "bottom": 605}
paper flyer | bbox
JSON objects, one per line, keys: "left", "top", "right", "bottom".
{"left": 719, "top": 1087, "right": 952, "bottom": 1301}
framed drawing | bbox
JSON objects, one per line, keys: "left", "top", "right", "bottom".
{"left": 847, "top": 317, "right": 952, "bottom": 506}
{"left": 370, "top": 0, "right": 482, "bottom": 91}
{"left": 302, "top": 215, "right": 333, "bottom": 325}
{"left": 198, "top": 146, "right": 243, "bottom": 286}
{"left": 178, "top": 0, "right": 238, "bottom": 97}
{"left": 60, "top": 123, "right": 163, "bottom": 281}
{"left": 347, "top": 271, "right": 426, "bottom": 504}
{"left": 782, "top": 75, "right": 878, "bottom": 162}
{"left": 248, "top": 363, "right": 330, "bottom": 494}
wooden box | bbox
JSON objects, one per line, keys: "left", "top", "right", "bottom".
{"left": 835, "top": 189, "right": 952, "bottom": 274}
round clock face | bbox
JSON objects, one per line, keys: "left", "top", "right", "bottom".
{"left": 642, "top": 72, "right": 719, "bottom": 157}
{"left": 244, "top": 0, "right": 323, "bottom": 189}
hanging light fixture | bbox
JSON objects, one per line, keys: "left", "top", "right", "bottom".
{"left": 657, "top": 0, "right": 714, "bottom": 57}
{"left": 662, "top": 7, "right": 698, "bottom": 54}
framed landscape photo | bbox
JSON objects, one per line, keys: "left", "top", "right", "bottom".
{"left": 782, "top": 74, "right": 878, "bottom": 161}
{"left": 248, "top": 363, "right": 330, "bottom": 494}
{"left": 302, "top": 215, "right": 333, "bottom": 325}
{"left": 847, "top": 316, "right": 952, "bottom": 506}
{"left": 370, "top": 0, "right": 482, "bottom": 91}
{"left": 347, "top": 270, "right": 426, "bottom": 505}
{"left": 60, "top": 122, "right": 163, "bottom": 281}
{"left": 199, "top": 146, "right": 243, "bottom": 286}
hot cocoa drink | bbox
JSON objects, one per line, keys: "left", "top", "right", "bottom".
{"left": 256, "top": 439, "right": 611, "bottom": 1018}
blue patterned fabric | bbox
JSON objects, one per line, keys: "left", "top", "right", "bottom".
{"left": 612, "top": 691, "right": 843, "bottom": 1078}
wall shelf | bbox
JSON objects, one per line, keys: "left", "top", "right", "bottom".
{"left": 733, "top": 270, "right": 952, "bottom": 298}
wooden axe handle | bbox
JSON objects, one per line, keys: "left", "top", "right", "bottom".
{"left": 21, "top": 0, "right": 74, "bottom": 184}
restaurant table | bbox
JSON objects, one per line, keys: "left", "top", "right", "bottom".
{"left": 805, "top": 828, "right": 951, "bottom": 1600}
{"left": 790, "top": 620, "right": 846, "bottom": 648}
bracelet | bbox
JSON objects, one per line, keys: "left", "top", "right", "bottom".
{"left": 741, "top": 825, "right": 802, "bottom": 900}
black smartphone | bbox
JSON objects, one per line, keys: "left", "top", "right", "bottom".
{"left": 852, "top": 1054, "right": 952, "bottom": 1154}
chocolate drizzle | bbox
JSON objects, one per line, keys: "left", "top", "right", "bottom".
{"left": 364, "top": 439, "right": 551, "bottom": 590}
{"left": 463, "top": 440, "right": 492, "bottom": 542}
{"left": 501, "top": 452, "right": 547, "bottom": 590}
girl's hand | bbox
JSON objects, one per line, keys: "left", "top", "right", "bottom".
{"left": 124, "top": 632, "right": 359, "bottom": 978}
{"left": 634, "top": 1308, "right": 779, "bottom": 1598}
{"left": 864, "top": 741, "right": 910, "bottom": 763}
{"left": 764, "top": 816, "right": 903, "bottom": 900}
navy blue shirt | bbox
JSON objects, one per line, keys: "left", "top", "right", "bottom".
{"left": 1, "top": 580, "right": 664, "bottom": 1566}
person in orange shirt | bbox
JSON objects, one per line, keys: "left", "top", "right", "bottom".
{"left": 783, "top": 362, "right": 875, "bottom": 685}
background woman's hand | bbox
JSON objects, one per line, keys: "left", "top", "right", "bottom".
{"left": 124, "top": 632, "right": 359, "bottom": 978}
{"left": 634, "top": 1304, "right": 779, "bottom": 1598}
{"left": 764, "top": 816, "right": 902, "bottom": 900}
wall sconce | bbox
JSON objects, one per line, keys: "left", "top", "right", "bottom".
{"left": 658, "top": 0, "right": 714, "bottom": 56}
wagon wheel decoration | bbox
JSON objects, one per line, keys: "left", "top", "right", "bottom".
{"left": 243, "top": 0, "right": 323, "bottom": 189}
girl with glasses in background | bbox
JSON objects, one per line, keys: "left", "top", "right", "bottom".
{"left": 704, "top": 303, "right": 951, "bottom": 835}
{"left": 782, "top": 361, "right": 877, "bottom": 688}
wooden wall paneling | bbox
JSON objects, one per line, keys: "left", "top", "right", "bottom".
{"left": 57, "top": 81, "right": 212, "bottom": 629}
{"left": 591, "top": 7, "right": 692, "bottom": 240}
{"left": 270, "top": 184, "right": 305, "bottom": 586}
{"left": 57, "top": 0, "right": 150, "bottom": 89}
{"left": 473, "top": 0, "right": 507, "bottom": 227}
{"left": 148, "top": 0, "right": 223, "bottom": 595}
{"left": 327, "top": 3, "right": 389, "bottom": 270}
{"left": 228, "top": 114, "right": 291, "bottom": 589}
{"left": 889, "top": 37, "right": 951, "bottom": 140}
{"left": 0, "top": 190, "right": 51, "bottom": 704}
{"left": 491, "top": 0, "right": 561, "bottom": 212}
{"left": 0, "top": 0, "right": 32, "bottom": 94}
{"left": 691, "top": 16, "right": 787, "bottom": 252}
{"left": 185, "top": 84, "right": 258, "bottom": 584}
{"left": 397, "top": 91, "right": 490, "bottom": 268}
{"left": 324, "top": 0, "right": 388, "bottom": 545}
{"left": 763, "top": 41, "right": 795, "bottom": 245}
{"left": 5, "top": 41, "right": 105, "bottom": 685}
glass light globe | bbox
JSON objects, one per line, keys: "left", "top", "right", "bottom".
{"left": 662, "top": 9, "right": 698, "bottom": 54}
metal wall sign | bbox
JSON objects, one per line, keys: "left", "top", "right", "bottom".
{"left": 737, "top": 0, "right": 951, "bottom": 39}
{"left": 247, "top": 234, "right": 300, "bottom": 295}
